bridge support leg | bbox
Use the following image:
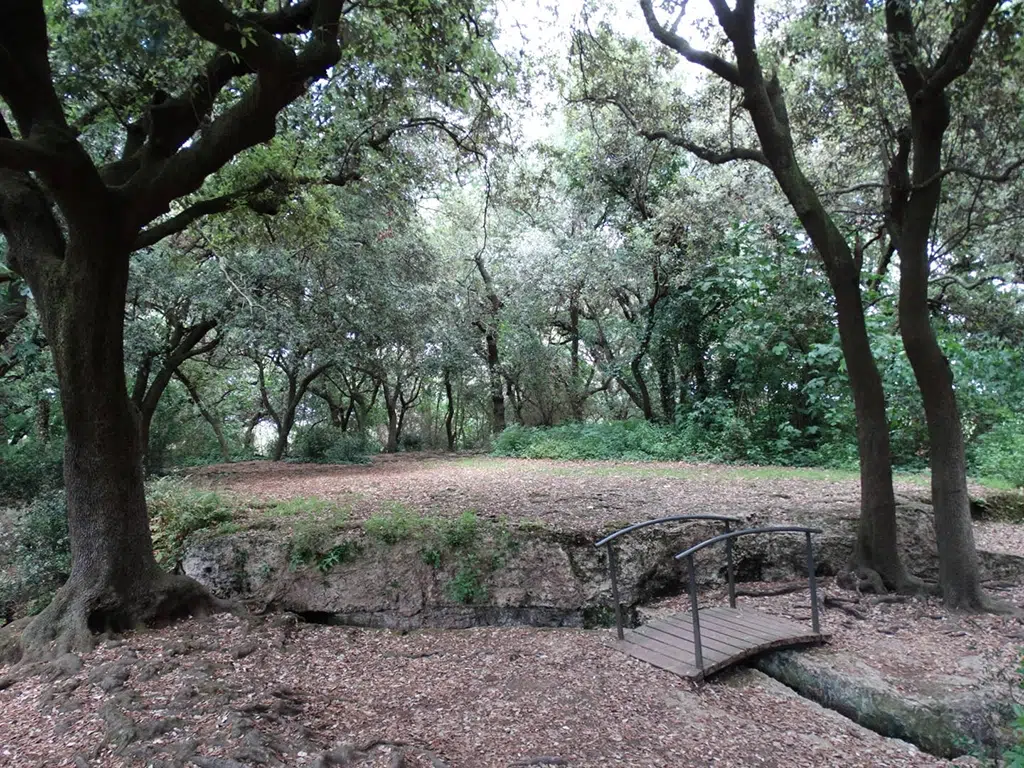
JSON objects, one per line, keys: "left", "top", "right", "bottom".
{"left": 687, "top": 553, "right": 703, "bottom": 671}
{"left": 607, "top": 542, "right": 624, "bottom": 641}
{"left": 725, "top": 521, "right": 736, "bottom": 609}
{"left": 805, "top": 531, "right": 820, "bottom": 634}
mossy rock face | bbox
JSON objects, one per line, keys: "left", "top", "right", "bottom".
{"left": 755, "top": 649, "right": 1016, "bottom": 759}
{"left": 971, "top": 492, "right": 1024, "bottom": 523}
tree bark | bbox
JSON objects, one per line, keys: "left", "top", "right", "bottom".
{"left": 444, "top": 368, "right": 456, "bottom": 451}
{"left": 637, "top": 0, "right": 916, "bottom": 590}
{"left": 883, "top": 0, "right": 998, "bottom": 608}
{"left": 6, "top": 214, "right": 218, "bottom": 657}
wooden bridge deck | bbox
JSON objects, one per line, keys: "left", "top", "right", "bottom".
{"left": 614, "top": 606, "right": 828, "bottom": 681}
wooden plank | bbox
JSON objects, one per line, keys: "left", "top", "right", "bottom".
{"left": 628, "top": 624, "right": 733, "bottom": 666}
{"left": 615, "top": 637, "right": 699, "bottom": 678}
{"left": 658, "top": 612, "right": 782, "bottom": 647}
{"left": 641, "top": 617, "right": 751, "bottom": 655}
{"left": 697, "top": 609, "right": 802, "bottom": 641}
{"left": 699, "top": 607, "right": 819, "bottom": 641}
{"left": 708, "top": 607, "right": 819, "bottom": 636}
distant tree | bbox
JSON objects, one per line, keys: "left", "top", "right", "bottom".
{"left": 0, "top": 0, "right": 508, "bottom": 657}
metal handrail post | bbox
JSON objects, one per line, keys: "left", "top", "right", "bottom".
{"left": 607, "top": 542, "right": 624, "bottom": 640}
{"left": 725, "top": 520, "right": 736, "bottom": 609}
{"left": 805, "top": 531, "right": 820, "bottom": 634}
{"left": 687, "top": 553, "right": 703, "bottom": 670}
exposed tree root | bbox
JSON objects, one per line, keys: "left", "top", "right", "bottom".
{"left": 948, "top": 592, "right": 1022, "bottom": 617}
{"left": 9, "top": 571, "right": 233, "bottom": 664}
{"left": 838, "top": 564, "right": 932, "bottom": 597}
{"left": 735, "top": 581, "right": 808, "bottom": 598}
{"left": 823, "top": 594, "right": 867, "bottom": 620}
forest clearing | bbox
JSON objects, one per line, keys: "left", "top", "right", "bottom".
{"left": 2, "top": 0, "right": 1024, "bottom": 766}
{"left": 2, "top": 455, "right": 1022, "bottom": 767}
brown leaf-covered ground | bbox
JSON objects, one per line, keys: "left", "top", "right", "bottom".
{"left": 193, "top": 455, "right": 1022, "bottom": 556}
{"left": 1, "top": 455, "right": 1022, "bottom": 767}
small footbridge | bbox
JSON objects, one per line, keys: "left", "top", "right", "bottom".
{"left": 595, "top": 516, "right": 829, "bottom": 681}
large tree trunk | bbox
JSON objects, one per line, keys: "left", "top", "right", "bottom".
{"left": 900, "top": 254, "right": 984, "bottom": 607}
{"left": 484, "top": 328, "right": 506, "bottom": 433}
{"left": 13, "top": 235, "right": 218, "bottom": 659}
{"left": 444, "top": 369, "right": 456, "bottom": 451}
{"left": 830, "top": 263, "right": 909, "bottom": 588}
{"left": 474, "top": 253, "right": 506, "bottom": 434}
{"left": 881, "top": 0, "right": 998, "bottom": 609}
{"left": 385, "top": 400, "right": 399, "bottom": 453}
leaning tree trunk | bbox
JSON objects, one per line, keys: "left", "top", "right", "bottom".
{"left": 16, "top": 236, "right": 217, "bottom": 658}
{"left": 637, "top": 0, "right": 918, "bottom": 593}
{"left": 484, "top": 327, "right": 506, "bottom": 434}
{"left": 893, "top": 104, "right": 986, "bottom": 609}
{"left": 444, "top": 369, "right": 456, "bottom": 451}
{"left": 830, "top": 261, "right": 912, "bottom": 590}
{"left": 900, "top": 263, "right": 985, "bottom": 608}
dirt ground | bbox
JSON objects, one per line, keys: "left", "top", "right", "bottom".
{"left": 193, "top": 455, "right": 1022, "bottom": 556}
{"left": 1, "top": 455, "right": 1022, "bottom": 767}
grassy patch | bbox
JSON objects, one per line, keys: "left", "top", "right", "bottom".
{"left": 363, "top": 502, "right": 427, "bottom": 544}
{"left": 266, "top": 496, "right": 350, "bottom": 518}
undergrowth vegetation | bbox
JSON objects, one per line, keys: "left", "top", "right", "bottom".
{"left": 0, "top": 439, "right": 64, "bottom": 503}
{"left": 292, "top": 426, "right": 374, "bottom": 465}
{"left": 146, "top": 478, "right": 236, "bottom": 568}
{"left": 0, "top": 491, "right": 70, "bottom": 623}
{"left": 492, "top": 419, "right": 1024, "bottom": 488}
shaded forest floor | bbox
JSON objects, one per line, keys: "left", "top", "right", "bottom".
{"left": 1, "top": 454, "right": 1022, "bottom": 767}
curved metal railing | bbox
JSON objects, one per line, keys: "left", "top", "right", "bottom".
{"left": 594, "top": 515, "right": 743, "bottom": 640}
{"left": 673, "top": 525, "right": 824, "bottom": 670}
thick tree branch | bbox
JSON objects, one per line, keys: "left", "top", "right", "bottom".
{"left": 133, "top": 178, "right": 277, "bottom": 250}
{"left": 122, "top": 0, "right": 344, "bottom": 229}
{"left": 640, "top": 128, "right": 767, "bottom": 165}
{"left": 927, "top": 0, "right": 1001, "bottom": 94}
{"left": 0, "top": 136, "right": 60, "bottom": 174}
{"left": 572, "top": 94, "right": 767, "bottom": 166}
{"left": 638, "top": 0, "right": 742, "bottom": 85}
{"left": 0, "top": 0, "right": 70, "bottom": 139}
{"left": 885, "top": 0, "right": 928, "bottom": 99}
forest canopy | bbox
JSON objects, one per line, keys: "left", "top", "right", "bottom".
{"left": 1, "top": 0, "right": 1023, "bottom": 653}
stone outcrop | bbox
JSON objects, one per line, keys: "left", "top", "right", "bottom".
{"left": 182, "top": 499, "right": 1023, "bottom": 630}
{"left": 755, "top": 648, "right": 1016, "bottom": 758}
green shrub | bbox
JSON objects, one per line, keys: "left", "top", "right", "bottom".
{"left": 1005, "top": 653, "right": 1024, "bottom": 767}
{"left": 441, "top": 511, "right": 479, "bottom": 549}
{"left": 445, "top": 560, "right": 488, "bottom": 604}
{"left": 147, "top": 478, "right": 234, "bottom": 568}
{"left": 293, "top": 426, "right": 373, "bottom": 464}
{"left": 0, "top": 439, "right": 63, "bottom": 502}
{"left": 363, "top": 502, "right": 426, "bottom": 544}
{"left": 493, "top": 420, "right": 686, "bottom": 462}
{"left": 0, "top": 491, "right": 70, "bottom": 622}
{"left": 973, "top": 417, "right": 1024, "bottom": 489}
